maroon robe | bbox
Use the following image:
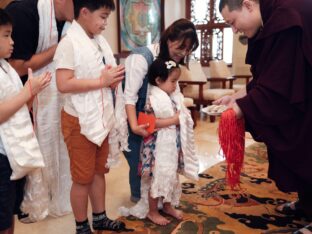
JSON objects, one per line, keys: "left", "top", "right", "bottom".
{"left": 236, "top": 0, "right": 312, "bottom": 201}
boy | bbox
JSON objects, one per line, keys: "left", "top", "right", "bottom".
{"left": 54, "top": 0, "right": 127, "bottom": 233}
{"left": 0, "top": 9, "right": 51, "bottom": 234}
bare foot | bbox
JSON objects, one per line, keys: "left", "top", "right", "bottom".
{"left": 163, "top": 204, "right": 183, "bottom": 220}
{"left": 147, "top": 211, "right": 171, "bottom": 226}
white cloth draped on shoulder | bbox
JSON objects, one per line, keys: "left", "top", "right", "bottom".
{"left": 65, "top": 20, "right": 129, "bottom": 166}
{"left": 27, "top": 0, "right": 72, "bottom": 219}
{"left": 119, "top": 86, "right": 198, "bottom": 219}
{"left": 0, "top": 59, "right": 48, "bottom": 221}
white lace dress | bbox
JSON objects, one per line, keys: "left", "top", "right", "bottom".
{"left": 119, "top": 99, "right": 183, "bottom": 219}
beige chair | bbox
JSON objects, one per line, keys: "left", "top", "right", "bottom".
{"left": 179, "top": 60, "right": 235, "bottom": 122}
{"left": 232, "top": 63, "right": 253, "bottom": 91}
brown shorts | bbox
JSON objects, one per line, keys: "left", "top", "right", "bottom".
{"left": 61, "top": 110, "right": 109, "bottom": 184}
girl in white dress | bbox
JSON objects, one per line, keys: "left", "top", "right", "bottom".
{"left": 121, "top": 58, "right": 199, "bottom": 226}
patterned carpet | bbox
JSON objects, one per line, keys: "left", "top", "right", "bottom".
{"left": 103, "top": 143, "right": 309, "bottom": 234}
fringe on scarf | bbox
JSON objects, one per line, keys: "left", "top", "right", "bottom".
{"left": 218, "top": 108, "right": 245, "bottom": 189}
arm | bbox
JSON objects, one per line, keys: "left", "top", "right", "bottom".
{"left": 155, "top": 111, "right": 180, "bottom": 129}
{"left": 0, "top": 69, "right": 51, "bottom": 123}
{"left": 124, "top": 54, "right": 150, "bottom": 136}
{"left": 54, "top": 38, "right": 124, "bottom": 94}
{"left": 213, "top": 86, "right": 247, "bottom": 107}
{"left": 6, "top": 3, "right": 56, "bottom": 76}
{"left": 56, "top": 65, "right": 125, "bottom": 94}
{"left": 9, "top": 45, "right": 57, "bottom": 77}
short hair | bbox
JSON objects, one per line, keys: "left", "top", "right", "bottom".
{"left": 73, "top": 0, "right": 115, "bottom": 19}
{"left": 158, "top": 18, "right": 199, "bottom": 65}
{"left": 148, "top": 58, "right": 180, "bottom": 86}
{"left": 0, "top": 9, "right": 12, "bottom": 27}
{"left": 219, "top": 0, "right": 258, "bottom": 13}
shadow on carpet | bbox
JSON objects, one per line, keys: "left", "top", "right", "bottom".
{"left": 102, "top": 143, "right": 309, "bottom": 234}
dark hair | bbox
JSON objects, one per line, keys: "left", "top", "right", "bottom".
{"left": 148, "top": 58, "right": 180, "bottom": 86}
{"left": 73, "top": 0, "right": 115, "bottom": 19}
{"left": 158, "top": 18, "right": 199, "bottom": 65}
{"left": 219, "top": 0, "right": 258, "bottom": 13}
{"left": 0, "top": 9, "right": 12, "bottom": 27}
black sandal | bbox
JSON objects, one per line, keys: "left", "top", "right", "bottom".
{"left": 275, "top": 200, "right": 305, "bottom": 216}
{"left": 293, "top": 222, "right": 312, "bottom": 234}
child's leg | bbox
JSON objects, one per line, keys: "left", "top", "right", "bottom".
{"left": 91, "top": 138, "right": 125, "bottom": 231}
{"left": 61, "top": 111, "right": 94, "bottom": 234}
{"left": 163, "top": 202, "right": 183, "bottom": 220}
{"left": 0, "top": 154, "right": 17, "bottom": 234}
{"left": 147, "top": 194, "right": 170, "bottom": 226}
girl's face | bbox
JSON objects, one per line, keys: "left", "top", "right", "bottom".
{"left": 156, "top": 68, "right": 181, "bottom": 95}
{"left": 0, "top": 24, "right": 14, "bottom": 59}
{"left": 167, "top": 39, "right": 192, "bottom": 63}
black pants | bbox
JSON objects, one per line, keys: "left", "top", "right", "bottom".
{"left": 0, "top": 153, "right": 25, "bottom": 231}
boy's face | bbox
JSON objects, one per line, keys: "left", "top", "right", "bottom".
{"left": 83, "top": 7, "right": 111, "bottom": 37}
{"left": 156, "top": 68, "right": 181, "bottom": 95}
{"left": 0, "top": 24, "right": 14, "bottom": 59}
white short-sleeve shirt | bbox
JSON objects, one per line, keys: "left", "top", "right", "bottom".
{"left": 54, "top": 36, "right": 103, "bottom": 117}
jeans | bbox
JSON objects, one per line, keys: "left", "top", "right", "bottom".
{"left": 123, "top": 130, "right": 142, "bottom": 199}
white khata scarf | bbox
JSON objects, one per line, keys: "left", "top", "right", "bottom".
{"left": 150, "top": 86, "right": 199, "bottom": 181}
{"left": 0, "top": 59, "right": 45, "bottom": 179}
{"left": 20, "top": 0, "right": 72, "bottom": 221}
{"left": 66, "top": 20, "right": 129, "bottom": 165}
{"left": 0, "top": 59, "right": 48, "bottom": 221}
{"left": 119, "top": 86, "right": 198, "bottom": 219}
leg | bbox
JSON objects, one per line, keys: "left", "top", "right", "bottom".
{"left": 91, "top": 138, "right": 125, "bottom": 231}
{"left": 61, "top": 111, "right": 95, "bottom": 234}
{"left": 89, "top": 173, "right": 105, "bottom": 213}
{"left": 0, "top": 154, "right": 16, "bottom": 234}
{"left": 147, "top": 194, "right": 170, "bottom": 226}
{"left": 71, "top": 182, "right": 90, "bottom": 222}
{"left": 162, "top": 202, "right": 183, "bottom": 220}
{"left": 123, "top": 130, "right": 142, "bottom": 201}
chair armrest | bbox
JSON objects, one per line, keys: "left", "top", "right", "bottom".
{"left": 233, "top": 75, "right": 252, "bottom": 84}
{"left": 179, "top": 80, "right": 206, "bottom": 101}
{"left": 207, "top": 76, "right": 236, "bottom": 89}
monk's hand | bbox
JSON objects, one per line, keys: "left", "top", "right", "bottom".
{"left": 213, "top": 95, "right": 235, "bottom": 107}
{"left": 100, "top": 64, "right": 125, "bottom": 88}
{"left": 233, "top": 102, "right": 243, "bottom": 119}
{"left": 25, "top": 68, "right": 52, "bottom": 97}
{"left": 132, "top": 123, "right": 149, "bottom": 137}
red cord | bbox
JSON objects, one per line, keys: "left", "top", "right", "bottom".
{"left": 218, "top": 108, "right": 245, "bottom": 189}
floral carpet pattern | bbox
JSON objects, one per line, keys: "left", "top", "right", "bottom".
{"left": 103, "top": 143, "right": 309, "bottom": 234}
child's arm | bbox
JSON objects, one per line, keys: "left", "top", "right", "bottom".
{"left": 155, "top": 111, "right": 180, "bottom": 129}
{"left": 56, "top": 65, "right": 125, "bottom": 93}
{"left": 126, "top": 104, "right": 149, "bottom": 137}
{"left": 0, "top": 68, "right": 51, "bottom": 123}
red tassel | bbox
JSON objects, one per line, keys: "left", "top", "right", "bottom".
{"left": 218, "top": 108, "right": 245, "bottom": 189}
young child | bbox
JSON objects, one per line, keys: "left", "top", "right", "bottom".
{"left": 54, "top": 0, "right": 128, "bottom": 233}
{"left": 120, "top": 58, "right": 199, "bottom": 226}
{"left": 0, "top": 9, "right": 51, "bottom": 234}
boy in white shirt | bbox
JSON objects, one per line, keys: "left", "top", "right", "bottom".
{"left": 54, "top": 0, "right": 127, "bottom": 233}
{"left": 0, "top": 9, "right": 51, "bottom": 234}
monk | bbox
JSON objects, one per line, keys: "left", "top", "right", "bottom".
{"left": 215, "top": 0, "right": 312, "bottom": 233}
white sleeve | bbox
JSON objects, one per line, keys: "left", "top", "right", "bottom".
{"left": 53, "top": 37, "right": 75, "bottom": 70}
{"left": 124, "top": 53, "right": 149, "bottom": 105}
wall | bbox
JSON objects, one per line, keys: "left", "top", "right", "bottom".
{"left": 102, "top": 0, "right": 186, "bottom": 54}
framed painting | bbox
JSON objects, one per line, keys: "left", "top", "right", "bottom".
{"left": 117, "top": 0, "right": 164, "bottom": 53}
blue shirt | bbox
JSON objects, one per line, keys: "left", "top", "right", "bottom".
{"left": 0, "top": 136, "right": 6, "bottom": 155}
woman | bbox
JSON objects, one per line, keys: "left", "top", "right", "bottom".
{"left": 123, "top": 18, "right": 199, "bottom": 203}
